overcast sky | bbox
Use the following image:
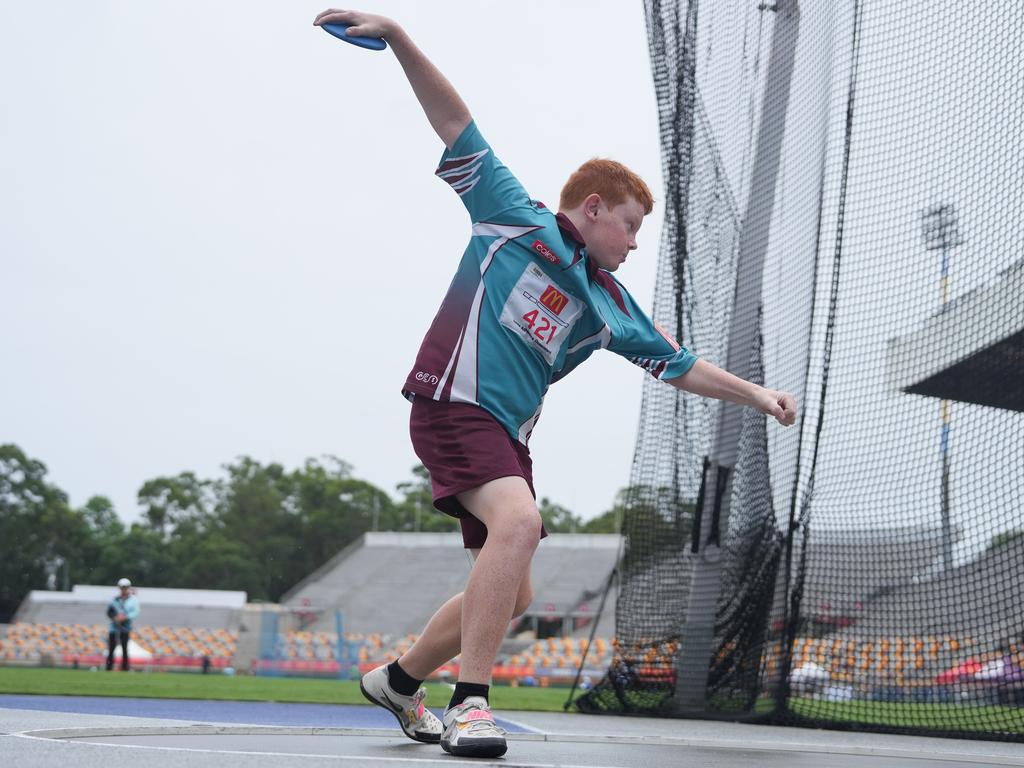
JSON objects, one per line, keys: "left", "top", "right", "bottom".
{"left": 1, "top": 1, "right": 667, "bottom": 525}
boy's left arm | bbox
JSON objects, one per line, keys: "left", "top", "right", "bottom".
{"left": 603, "top": 281, "right": 797, "bottom": 426}
{"left": 669, "top": 359, "right": 797, "bottom": 426}
{"left": 125, "top": 597, "right": 140, "bottom": 621}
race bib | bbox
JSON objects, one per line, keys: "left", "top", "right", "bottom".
{"left": 499, "top": 264, "right": 584, "bottom": 365}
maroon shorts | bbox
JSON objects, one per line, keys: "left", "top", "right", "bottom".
{"left": 408, "top": 396, "right": 548, "bottom": 549}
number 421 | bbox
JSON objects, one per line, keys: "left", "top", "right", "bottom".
{"left": 522, "top": 309, "right": 557, "bottom": 342}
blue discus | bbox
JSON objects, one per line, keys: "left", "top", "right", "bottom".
{"left": 321, "top": 23, "right": 387, "bottom": 51}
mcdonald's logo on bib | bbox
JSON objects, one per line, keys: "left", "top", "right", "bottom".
{"left": 539, "top": 285, "right": 569, "bottom": 315}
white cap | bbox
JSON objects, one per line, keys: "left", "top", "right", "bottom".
{"left": 117, "top": 578, "right": 132, "bottom": 588}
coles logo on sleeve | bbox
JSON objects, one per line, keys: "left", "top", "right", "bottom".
{"left": 531, "top": 239, "right": 559, "bottom": 265}
{"left": 539, "top": 285, "right": 569, "bottom": 315}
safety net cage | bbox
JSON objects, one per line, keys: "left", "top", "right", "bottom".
{"left": 575, "top": 0, "right": 1024, "bottom": 741}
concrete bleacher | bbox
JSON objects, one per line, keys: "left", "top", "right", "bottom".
{"left": 834, "top": 534, "right": 1024, "bottom": 643}
{"left": 0, "top": 622, "right": 236, "bottom": 666}
{"left": 280, "top": 532, "right": 622, "bottom": 638}
{"left": 5, "top": 586, "right": 247, "bottom": 668}
{"left": 797, "top": 524, "right": 961, "bottom": 619}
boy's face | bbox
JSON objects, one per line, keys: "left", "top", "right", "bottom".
{"left": 585, "top": 196, "right": 645, "bottom": 273}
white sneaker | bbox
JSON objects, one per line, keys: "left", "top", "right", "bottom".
{"left": 359, "top": 664, "right": 443, "bottom": 743}
{"left": 440, "top": 696, "right": 508, "bottom": 758}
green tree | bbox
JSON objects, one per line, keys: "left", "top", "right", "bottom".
{"left": 394, "top": 464, "right": 458, "bottom": 533}
{"left": 212, "top": 456, "right": 298, "bottom": 601}
{"left": 92, "top": 524, "right": 177, "bottom": 588}
{"left": 539, "top": 497, "right": 582, "bottom": 533}
{"left": 0, "top": 445, "right": 98, "bottom": 620}
{"left": 618, "top": 484, "right": 695, "bottom": 573}
{"left": 137, "top": 472, "right": 215, "bottom": 538}
{"left": 79, "top": 495, "right": 124, "bottom": 539}
{"left": 579, "top": 505, "right": 622, "bottom": 534}
{"left": 291, "top": 456, "right": 392, "bottom": 575}
{"left": 174, "top": 531, "right": 266, "bottom": 592}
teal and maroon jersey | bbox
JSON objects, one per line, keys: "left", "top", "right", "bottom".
{"left": 402, "top": 121, "right": 698, "bottom": 444}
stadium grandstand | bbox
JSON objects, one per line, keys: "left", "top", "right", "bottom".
{"left": 758, "top": 531, "right": 1024, "bottom": 705}
{"left": 265, "top": 532, "right": 622, "bottom": 681}
{"left": 6, "top": 528, "right": 1019, "bottom": 695}
{"left": 795, "top": 524, "right": 966, "bottom": 631}
{"left": 279, "top": 532, "right": 621, "bottom": 639}
{"left": 3, "top": 585, "right": 247, "bottom": 670}
{"left": 2, "top": 533, "right": 624, "bottom": 683}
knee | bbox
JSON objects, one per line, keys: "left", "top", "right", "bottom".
{"left": 495, "top": 504, "right": 543, "bottom": 552}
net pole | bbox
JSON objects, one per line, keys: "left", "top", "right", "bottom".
{"left": 565, "top": 565, "right": 619, "bottom": 711}
{"left": 671, "top": 0, "right": 802, "bottom": 712}
{"left": 335, "top": 609, "right": 346, "bottom": 677}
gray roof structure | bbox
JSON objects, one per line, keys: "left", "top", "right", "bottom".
{"left": 13, "top": 585, "right": 246, "bottom": 630}
{"left": 887, "top": 259, "right": 1024, "bottom": 411}
{"left": 280, "top": 532, "right": 621, "bottom": 637}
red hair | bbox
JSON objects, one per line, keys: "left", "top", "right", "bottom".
{"left": 559, "top": 158, "right": 654, "bottom": 214}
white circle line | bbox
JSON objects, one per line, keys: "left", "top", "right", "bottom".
{"left": 12, "top": 724, "right": 1024, "bottom": 766}
{"left": 11, "top": 729, "right": 602, "bottom": 768}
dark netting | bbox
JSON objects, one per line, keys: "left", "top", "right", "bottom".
{"left": 576, "top": 0, "right": 1024, "bottom": 741}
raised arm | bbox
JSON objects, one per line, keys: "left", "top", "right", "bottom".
{"left": 670, "top": 359, "right": 798, "bottom": 426}
{"left": 313, "top": 9, "right": 471, "bottom": 149}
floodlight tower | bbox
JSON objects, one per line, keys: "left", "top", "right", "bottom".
{"left": 920, "top": 203, "right": 964, "bottom": 573}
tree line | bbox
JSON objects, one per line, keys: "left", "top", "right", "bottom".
{"left": 0, "top": 443, "right": 620, "bottom": 622}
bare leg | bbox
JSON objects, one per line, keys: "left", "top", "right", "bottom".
{"left": 399, "top": 566, "right": 533, "bottom": 681}
{"left": 399, "top": 592, "right": 463, "bottom": 680}
{"left": 454, "top": 476, "right": 540, "bottom": 684}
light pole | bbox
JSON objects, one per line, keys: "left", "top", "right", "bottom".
{"left": 921, "top": 203, "right": 964, "bottom": 573}
{"left": 39, "top": 546, "right": 67, "bottom": 591}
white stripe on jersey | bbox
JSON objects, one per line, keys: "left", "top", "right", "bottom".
{"left": 444, "top": 161, "right": 483, "bottom": 194}
{"left": 434, "top": 326, "right": 465, "bottom": 399}
{"left": 517, "top": 400, "right": 544, "bottom": 444}
{"left": 567, "top": 324, "right": 612, "bottom": 354}
{"left": 450, "top": 223, "right": 543, "bottom": 403}
{"left": 450, "top": 278, "right": 487, "bottom": 403}
{"left": 451, "top": 175, "right": 481, "bottom": 196}
{"left": 437, "top": 148, "right": 488, "bottom": 174}
{"left": 629, "top": 356, "right": 667, "bottom": 378}
{"left": 437, "top": 150, "right": 488, "bottom": 197}
{"left": 471, "top": 222, "right": 541, "bottom": 240}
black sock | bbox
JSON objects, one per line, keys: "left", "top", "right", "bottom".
{"left": 448, "top": 681, "right": 490, "bottom": 710}
{"left": 386, "top": 660, "right": 422, "bottom": 697}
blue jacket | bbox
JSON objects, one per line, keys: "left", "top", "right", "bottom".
{"left": 107, "top": 594, "right": 140, "bottom": 633}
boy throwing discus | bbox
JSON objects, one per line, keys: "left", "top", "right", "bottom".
{"left": 313, "top": 8, "right": 797, "bottom": 759}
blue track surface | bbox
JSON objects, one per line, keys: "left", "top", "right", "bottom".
{"left": 0, "top": 695, "right": 531, "bottom": 732}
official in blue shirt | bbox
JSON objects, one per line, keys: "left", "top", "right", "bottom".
{"left": 105, "top": 578, "right": 140, "bottom": 671}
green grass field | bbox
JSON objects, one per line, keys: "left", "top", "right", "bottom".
{"left": 789, "top": 698, "right": 1024, "bottom": 735}
{"left": 0, "top": 667, "right": 577, "bottom": 712}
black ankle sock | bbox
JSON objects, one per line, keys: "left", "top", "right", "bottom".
{"left": 386, "top": 660, "right": 422, "bottom": 697}
{"left": 449, "top": 681, "right": 490, "bottom": 710}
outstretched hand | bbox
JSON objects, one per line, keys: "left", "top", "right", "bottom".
{"left": 313, "top": 9, "right": 396, "bottom": 40}
{"left": 756, "top": 389, "right": 798, "bottom": 427}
